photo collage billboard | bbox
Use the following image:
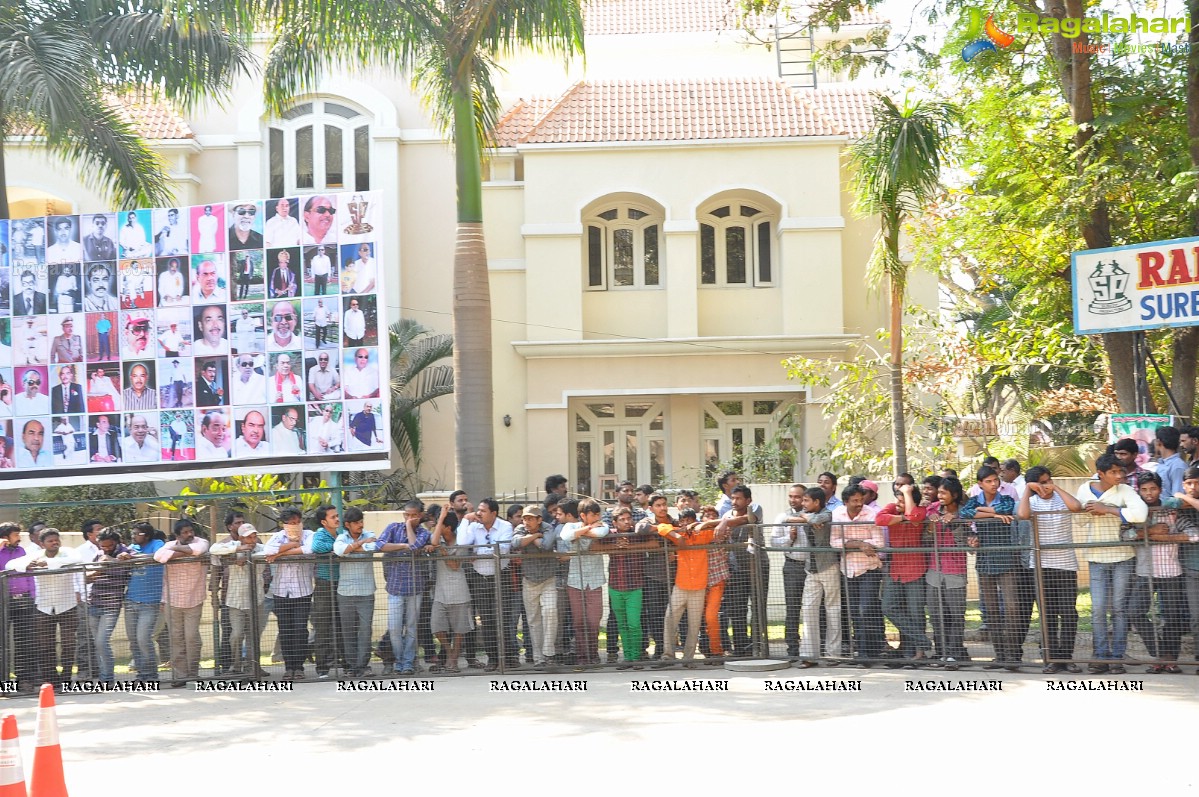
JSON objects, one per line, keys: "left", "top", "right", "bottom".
{"left": 0, "top": 191, "right": 388, "bottom": 486}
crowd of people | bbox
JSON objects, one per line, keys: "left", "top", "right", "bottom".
{"left": 2, "top": 423, "right": 1198, "bottom": 688}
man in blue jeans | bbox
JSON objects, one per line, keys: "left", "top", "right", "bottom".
{"left": 333, "top": 507, "right": 380, "bottom": 676}
{"left": 85, "top": 529, "right": 133, "bottom": 684}
{"left": 125, "top": 523, "right": 165, "bottom": 682}
{"left": 376, "top": 502, "right": 431, "bottom": 676}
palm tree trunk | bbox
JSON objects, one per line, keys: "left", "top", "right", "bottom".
{"left": 889, "top": 270, "right": 907, "bottom": 475}
{"left": 0, "top": 97, "right": 9, "bottom": 220}
{"left": 451, "top": 82, "right": 496, "bottom": 500}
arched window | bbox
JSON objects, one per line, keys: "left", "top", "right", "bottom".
{"left": 268, "top": 100, "right": 371, "bottom": 197}
{"left": 698, "top": 201, "right": 775, "bottom": 287}
{"left": 584, "top": 202, "right": 662, "bottom": 290}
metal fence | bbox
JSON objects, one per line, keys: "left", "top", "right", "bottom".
{"left": 1, "top": 506, "right": 1195, "bottom": 694}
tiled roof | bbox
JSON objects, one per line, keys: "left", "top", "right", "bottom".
{"left": 8, "top": 95, "right": 193, "bottom": 140}
{"left": 492, "top": 95, "right": 562, "bottom": 147}
{"left": 582, "top": 0, "right": 886, "bottom": 35}
{"left": 113, "top": 96, "right": 194, "bottom": 140}
{"left": 799, "top": 85, "right": 877, "bottom": 139}
{"left": 492, "top": 79, "right": 880, "bottom": 146}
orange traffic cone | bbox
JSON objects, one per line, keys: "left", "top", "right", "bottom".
{"left": 0, "top": 715, "right": 27, "bottom": 797}
{"left": 29, "top": 686, "right": 66, "bottom": 797}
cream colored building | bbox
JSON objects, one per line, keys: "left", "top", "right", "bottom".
{"left": 5, "top": 0, "right": 936, "bottom": 496}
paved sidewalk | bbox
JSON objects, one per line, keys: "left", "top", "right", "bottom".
{"left": 1, "top": 669, "right": 1195, "bottom": 793}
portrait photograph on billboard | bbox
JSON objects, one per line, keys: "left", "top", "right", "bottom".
{"left": 0, "top": 190, "right": 388, "bottom": 486}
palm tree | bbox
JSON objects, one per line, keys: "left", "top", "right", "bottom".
{"left": 258, "top": 0, "right": 585, "bottom": 500}
{"left": 0, "top": 0, "right": 254, "bottom": 217}
{"left": 847, "top": 91, "right": 959, "bottom": 475}
{"left": 389, "top": 318, "right": 454, "bottom": 474}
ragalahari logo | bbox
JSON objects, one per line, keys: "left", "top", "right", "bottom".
{"left": 960, "top": 7, "right": 1016, "bottom": 62}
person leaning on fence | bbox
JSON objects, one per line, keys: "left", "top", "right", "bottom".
{"left": 1073, "top": 452, "right": 1148, "bottom": 674}
{"left": 86, "top": 529, "right": 134, "bottom": 685}
{"left": 926, "top": 478, "right": 968, "bottom": 670}
{"left": 636, "top": 494, "right": 677, "bottom": 661}
{"left": 373, "top": 504, "right": 431, "bottom": 677}
{"left": 210, "top": 511, "right": 244, "bottom": 675}
{"left": 719, "top": 485, "right": 766, "bottom": 658}
{"left": 698, "top": 504, "right": 730, "bottom": 660}
{"left": 655, "top": 509, "right": 714, "bottom": 668}
{"left": 6, "top": 528, "right": 82, "bottom": 687}
{"left": 1134, "top": 472, "right": 1197, "bottom": 674}
{"left": 310, "top": 505, "right": 345, "bottom": 679}
{"left": 513, "top": 506, "right": 562, "bottom": 671}
{"left": 558, "top": 499, "right": 610, "bottom": 669}
{"left": 429, "top": 506, "right": 473, "bottom": 673}
{"left": 1015, "top": 466, "right": 1084, "bottom": 674}
{"left": 960, "top": 466, "right": 1022, "bottom": 671}
{"left": 877, "top": 477, "right": 933, "bottom": 664}
{"left": 265, "top": 509, "right": 316, "bottom": 681}
{"left": 153, "top": 519, "right": 211, "bottom": 688}
{"left": 210, "top": 523, "right": 266, "bottom": 677}
{"left": 792, "top": 487, "right": 838, "bottom": 668}
{"left": 334, "top": 508, "right": 383, "bottom": 677}
{"left": 457, "top": 497, "right": 515, "bottom": 671}
{"left": 831, "top": 485, "right": 883, "bottom": 665}
{"left": 124, "top": 523, "right": 166, "bottom": 682}
{"left": 593, "top": 505, "right": 654, "bottom": 670}
{"left": 1177, "top": 470, "right": 1199, "bottom": 662}
{"left": 772, "top": 484, "right": 812, "bottom": 662}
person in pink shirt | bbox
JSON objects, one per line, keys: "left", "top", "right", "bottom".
{"left": 831, "top": 485, "right": 883, "bottom": 665}
{"left": 925, "top": 476, "right": 970, "bottom": 670}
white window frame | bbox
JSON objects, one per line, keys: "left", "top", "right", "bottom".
{"left": 698, "top": 201, "right": 776, "bottom": 288}
{"left": 268, "top": 99, "right": 372, "bottom": 197}
{"left": 570, "top": 398, "right": 669, "bottom": 497}
{"left": 583, "top": 203, "right": 663, "bottom": 291}
{"left": 700, "top": 395, "right": 800, "bottom": 478}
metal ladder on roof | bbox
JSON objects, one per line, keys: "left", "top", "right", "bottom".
{"left": 775, "top": 8, "right": 817, "bottom": 90}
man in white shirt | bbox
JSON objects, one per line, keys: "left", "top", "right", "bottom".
{"left": 267, "top": 301, "right": 299, "bottom": 351}
{"left": 5, "top": 529, "right": 82, "bottom": 684}
{"left": 196, "top": 205, "right": 219, "bottom": 253}
{"left": 456, "top": 498, "right": 514, "bottom": 671}
{"left": 231, "top": 356, "right": 267, "bottom": 405}
{"left": 307, "top": 352, "right": 341, "bottom": 401}
{"left": 51, "top": 264, "right": 79, "bottom": 313}
{"left": 192, "top": 257, "right": 227, "bottom": 302}
{"left": 87, "top": 366, "right": 120, "bottom": 410}
{"left": 264, "top": 509, "right": 315, "bottom": 679}
{"left": 158, "top": 322, "right": 186, "bottom": 358}
{"left": 14, "top": 370, "right": 50, "bottom": 415}
{"left": 342, "top": 297, "right": 366, "bottom": 346}
{"left": 15, "top": 317, "right": 46, "bottom": 366}
{"left": 309, "top": 246, "right": 331, "bottom": 295}
{"left": 158, "top": 258, "right": 185, "bottom": 306}
{"left": 309, "top": 404, "right": 343, "bottom": 454}
{"left": 119, "top": 212, "right": 151, "bottom": 258}
{"left": 348, "top": 243, "right": 377, "bottom": 294}
{"left": 264, "top": 198, "right": 302, "bottom": 248}
{"left": 16, "top": 419, "right": 52, "bottom": 467}
{"left": 196, "top": 410, "right": 231, "bottom": 459}
{"left": 233, "top": 410, "right": 269, "bottom": 457}
{"left": 301, "top": 195, "right": 337, "bottom": 245}
{"left": 312, "top": 299, "right": 331, "bottom": 347}
{"left": 343, "top": 348, "right": 380, "bottom": 399}
{"left": 89, "top": 414, "right": 120, "bottom": 462}
{"left": 154, "top": 208, "right": 187, "bottom": 256}
{"left": 272, "top": 406, "right": 304, "bottom": 455}
{"left": 233, "top": 307, "right": 263, "bottom": 354}
{"left": 193, "top": 305, "right": 229, "bottom": 356}
{"left": 122, "top": 414, "right": 160, "bottom": 463}
{"left": 45, "top": 217, "right": 82, "bottom": 264}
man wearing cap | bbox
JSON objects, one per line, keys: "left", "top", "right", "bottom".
{"left": 158, "top": 321, "right": 185, "bottom": 358}
{"left": 513, "top": 505, "right": 562, "bottom": 670}
{"left": 228, "top": 202, "right": 263, "bottom": 251}
{"left": 123, "top": 313, "right": 153, "bottom": 358}
{"left": 84, "top": 264, "right": 119, "bottom": 312}
{"left": 167, "top": 359, "right": 188, "bottom": 408}
{"left": 154, "top": 519, "right": 211, "bottom": 687}
{"left": 50, "top": 317, "right": 83, "bottom": 363}
{"left": 210, "top": 523, "right": 265, "bottom": 676}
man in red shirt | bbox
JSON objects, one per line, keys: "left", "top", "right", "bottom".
{"left": 876, "top": 475, "right": 931, "bottom": 664}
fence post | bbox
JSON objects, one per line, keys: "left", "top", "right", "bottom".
{"left": 0, "top": 572, "right": 8, "bottom": 684}
{"left": 750, "top": 525, "right": 769, "bottom": 658}
{"left": 494, "top": 547, "right": 506, "bottom": 673}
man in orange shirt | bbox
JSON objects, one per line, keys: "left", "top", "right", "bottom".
{"left": 655, "top": 509, "right": 715, "bottom": 668}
